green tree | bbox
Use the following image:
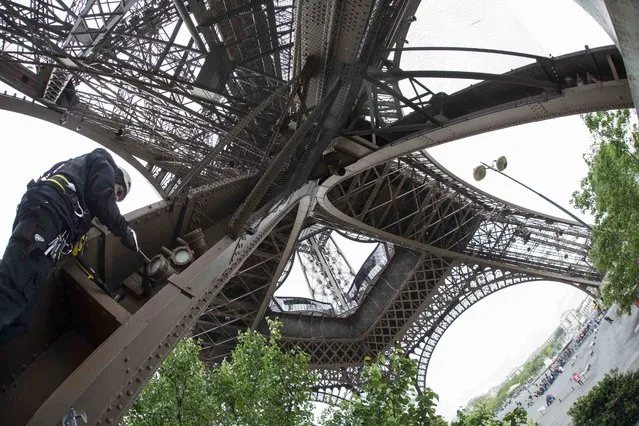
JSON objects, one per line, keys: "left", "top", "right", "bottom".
{"left": 568, "top": 368, "right": 639, "bottom": 426}
{"left": 320, "top": 348, "right": 448, "bottom": 426}
{"left": 452, "top": 404, "right": 527, "bottom": 426}
{"left": 125, "top": 338, "right": 215, "bottom": 426}
{"left": 572, "top": 109, "right": 639, "bottom": 313}
{"left": 208, "top": 318, "right": 317, "bottom": 425}
{"left": 126, "top": 319, "right": 316, "bottom": 426}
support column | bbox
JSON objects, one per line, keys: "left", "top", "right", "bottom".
{"left": 576, "top": 0, "right": 639, "bottom": 108}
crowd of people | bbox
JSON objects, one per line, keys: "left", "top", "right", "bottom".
{"left": 499, "top": 311, "right": 614, "bottom": 415}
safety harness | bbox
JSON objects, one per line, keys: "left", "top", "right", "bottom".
{"left": 39, "top": 174, "right": 89, "bottom": 261}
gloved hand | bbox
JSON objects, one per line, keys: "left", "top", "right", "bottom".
{"left": 121, "top": 226, "right": 139, "bottom": 252}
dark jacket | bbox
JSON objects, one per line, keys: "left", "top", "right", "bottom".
{"left": 38, "top": 148, "right": 129, "bottom": 239}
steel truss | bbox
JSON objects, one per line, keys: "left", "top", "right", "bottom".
{"left": 0, "top": 0, "right": 625, "bottom": 422}
{"left": 0, "top": 0, "right": 296, "bottom": 194}
{"left": 326, "top": 151, "right": 597, "bottom": 282}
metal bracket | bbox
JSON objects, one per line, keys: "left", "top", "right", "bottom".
{"left": 62, "top": 407, "right": 87, "bottom": 426}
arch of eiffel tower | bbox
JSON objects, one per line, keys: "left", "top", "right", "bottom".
{"left": 0, "top": 0, "right": 636, "bottom": 424}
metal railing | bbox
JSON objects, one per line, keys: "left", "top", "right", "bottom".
{"left": 271, "top": 242, "right": 395, "bottom": 316}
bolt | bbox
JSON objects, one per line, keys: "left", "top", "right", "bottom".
{"left": 117, "top": 392, "right": 123, "bottom": 398}
{"left": 117, "top": 404, "right": 123, "bottom": 410}
{"left": 124, "top": 356, "right": 129, "bottom": 362}
{"left": 106, "top": 406, "right": 111, "bottom": 412}
{"left": 127, "top": 390, "right": 133, "bottom": 396}
{"left": 155, "top": 353, "right": 161, "bottom": 359}
{"left": 125, "top": 368, "right": 131, "bottom": 374}
{"left": 106, "top": 417, "right": 113, "bottom": 424}
{"left": 136, "top": 378, "right": 142, "bottom": 383}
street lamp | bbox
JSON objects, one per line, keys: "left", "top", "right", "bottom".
{"left": 473, "top": 156, "right": 592, "bottom": 231}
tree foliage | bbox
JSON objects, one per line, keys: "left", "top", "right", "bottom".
{"left": 482, "top": 341, "right": 556, "bottom": 413}
{"left": 452, "top": 404, "right": 528, "bottom": 426}
{"left": 208, "top": 318, "right": 317, "bottom": 425}
{"left": 125, "top": 318, "right": 316, "bottom": 426}
{"left": 572, "top": 109, "right": 639, "bottom": 313}
{"left": 320, "top": 349, "right": 448, "bottom": 426}
{"left": 568, "top": 368, "right": 639, "bottom": 426}
{"left": 126, "top": 338, "right": 215, "bottom": 426}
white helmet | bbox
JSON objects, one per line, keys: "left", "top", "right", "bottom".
{"left": 115, "top": 166, "right": 132, "bottom": 199}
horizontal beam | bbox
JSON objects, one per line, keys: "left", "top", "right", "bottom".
{"left": 381, "top": 46, "right": 550, "bottom": 61}
{"left": 367, "top": 70, "right": 560, "bottom": 91}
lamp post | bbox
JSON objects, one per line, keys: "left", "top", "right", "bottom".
{"left": 473, "top": 156, "right": 592, "bottom": 231}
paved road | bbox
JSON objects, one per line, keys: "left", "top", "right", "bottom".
{"left": 501, "top": 305, "right": 639, "bottom": 425}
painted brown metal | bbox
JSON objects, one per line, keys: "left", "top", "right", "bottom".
{"left": 0, "top": 0, "right": 628, "bottom": 422}
{"left": 26, "top": 186, "right": 311, "bottom": 425}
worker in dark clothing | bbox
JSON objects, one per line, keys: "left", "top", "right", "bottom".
{"left": 0, "top": 148, "right": 141, "bottom": 345}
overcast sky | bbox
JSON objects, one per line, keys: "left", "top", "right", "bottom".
{"left": 0, "top": 0, "right": 620, "bottom": 422}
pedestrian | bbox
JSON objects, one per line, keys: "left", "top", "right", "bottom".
{"left": 571, "top": 372, "right": 584, "bottom": 386}
{"left": 604, "top": 316, "right": 614, "bottom": 323}
{"left": 0, "top": 148, "right": 140, "bottom": 345}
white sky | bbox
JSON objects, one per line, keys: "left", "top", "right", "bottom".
{"left": 0, "top": 0, "right": 621, "bottom": 422}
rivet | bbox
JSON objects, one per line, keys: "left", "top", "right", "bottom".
{"left": 117, "top": 404, "right": 123, "bottom": 410}
{"left": 136, "top": 378, "right": 142, "bottom": 383}
{"left": 106, "top": 406, "right": 111, "bottom": 412}
{"left": 155, "top": 353, "right": 161, "bottom": 359}
{"left": 146, "top": 365, "right": 152, "bottom": 370}
{"left": 126, "top": 368, "right": 131, "bottom": 374}
{"left": 127, "top": 390, "right": 133, "bottom": 396}
{"left": 124, "top": 357, "right": 129, "bottom": 362}
{"left": 117, "top": 392, "right": 123, "bottom": 398}
{"left": 106, "top": 417, "right": 113, "bottom": 424}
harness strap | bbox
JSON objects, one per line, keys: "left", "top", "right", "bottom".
{"left": 43, "top": 174, "right": 85, "bottom": 218}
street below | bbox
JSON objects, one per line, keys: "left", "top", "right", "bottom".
{"left": 500, "top": 305, "right": 639, "bottom": 425}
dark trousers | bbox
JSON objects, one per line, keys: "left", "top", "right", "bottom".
{"left": 0, "top": 192, "right": 62, "bottom": 345}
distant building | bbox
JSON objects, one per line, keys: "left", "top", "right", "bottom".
{"left": 559, "top": 309, "right": 581, "bottom": 335}
{"left": 576, "top": 297, "right": 597, "bottom": 321}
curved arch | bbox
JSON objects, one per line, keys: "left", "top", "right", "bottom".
{"left": 402, "top": 268, "right": 596, "bottom": 390}
{"left": 0, "top": 93, "right": 166, "bottom": 197}
{"left": 317, "top": 152, "right": 600, "bottom": 285}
